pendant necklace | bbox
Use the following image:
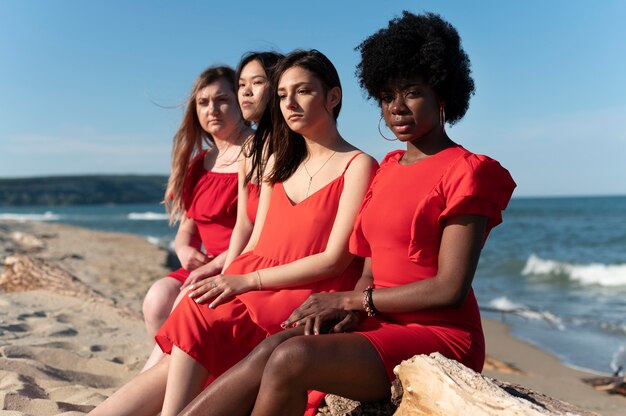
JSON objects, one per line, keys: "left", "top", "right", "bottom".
{"left": 303, "top": 151, "right": 337, "bottom": 197}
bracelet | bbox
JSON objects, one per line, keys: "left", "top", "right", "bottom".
{"left": 362, "top": 286, "right": 377, "bottom": 317}
{"left": 256, "top": 270, "right": 263, "bottom": 290}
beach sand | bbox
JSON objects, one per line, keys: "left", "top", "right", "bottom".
{"left": 0, "top": 220, "right": 624, "bottom": 415}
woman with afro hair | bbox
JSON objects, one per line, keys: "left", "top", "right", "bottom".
{"left": 179, "top": 11, "right": 516, "bottom": 416}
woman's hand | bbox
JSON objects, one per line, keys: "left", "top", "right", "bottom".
{"left": 181, "top": 261, "right": 221, "bottom": 290}
{"left": 187, "top": 273, "right": 256, "bottom": 308}
{"left": 177, "top": 246, "right": 212, "bottom": 271}
{"left": 282, "top": 292, "right": 364, "bottom": 335}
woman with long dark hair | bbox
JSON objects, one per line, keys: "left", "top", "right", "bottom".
{"left": 223, "top": 51, "right": 283, "bottom": 270}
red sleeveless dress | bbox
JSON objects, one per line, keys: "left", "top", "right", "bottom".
{"left": 155, "top": 153, "right": 368, "bottom": 378}
{"left": 351, "top": 145, "right": 516, "bottom": 379}
{"left": 246, "top": 182, "right": 261, "bottom": 224}
{"left": 167, "top": 150, "right": 238, "bottom": 283}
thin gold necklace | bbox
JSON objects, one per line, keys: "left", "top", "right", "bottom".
{"left": 303, "top": 151, "right": 336, "bottom": 197}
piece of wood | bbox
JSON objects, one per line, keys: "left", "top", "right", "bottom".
{"left": 0, "top": 255, "right": 139, "bottom": 319}
{"left": 393, "top": 352, "right": 598, "bottom": 416}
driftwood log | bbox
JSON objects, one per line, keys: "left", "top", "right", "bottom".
{"left": 0, "top": 254, "right": 139, "bottom": 319}
{"left": 393, "top": 353, "right": 597, "bottom": 416}
{"left": 318, "top": 353, "right": 596, "bottom": 416}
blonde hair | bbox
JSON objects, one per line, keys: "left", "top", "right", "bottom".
{"left": 164, "top": 66, "right": 237, "bottom": 224}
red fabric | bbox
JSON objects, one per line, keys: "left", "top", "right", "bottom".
{"left": 166, "top": 150, "right": 238, "bottom": 283}
{"left": 156, "top": 153, "right": 372, "bottom": 379}
{"left": 348, "top": 145, "right": 515, "bottom": 379}
{"left": 246, "top": 182, "right": 261, "bottom": 224}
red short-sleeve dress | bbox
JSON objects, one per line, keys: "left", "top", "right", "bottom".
{"left": 350, "top": 145, "right": 516, "bottom": 379}
{"left": 155, "top": 153, "right": 370, "bottom": 378}
{"left": 167, "top": 150, "right": 238, "bottom": 283}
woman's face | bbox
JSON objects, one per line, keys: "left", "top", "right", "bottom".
{"left": 238, "top": 60, "right": 270, "bottom": 122}
{"left": 196, "top": 78, "right": 241, "bottom": 138}
{"left": 277, "top": 66, "right": 336, "bottom": 137}
{"left": 380, "top": 78, "right": 440, "bottom": 143}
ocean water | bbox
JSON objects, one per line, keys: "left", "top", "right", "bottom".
{"left": 1, "top": 196, "right": 625, "bottom": 375}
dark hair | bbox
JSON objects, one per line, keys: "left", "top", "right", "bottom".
{"left": 165, "top": 66, "right": 238, "bottom": 223}
{"left": 267, "top": 49, "right": 342, "bottom": 184}
{"left": 356, "top": 11, "right": 474, "bottom": 124}
{"left": 235, "top": 51, "right": 284, "bottom": 185}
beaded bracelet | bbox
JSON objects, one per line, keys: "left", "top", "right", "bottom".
{"left": 362, "top": 286, "right": 378, "bottom": 317}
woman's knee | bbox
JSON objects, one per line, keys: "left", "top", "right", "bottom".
{"left": 143, "top": 278, "right": 180, "bottom": 321}
{"left": 263, "top": 337, "right": 316, "bottom": 383}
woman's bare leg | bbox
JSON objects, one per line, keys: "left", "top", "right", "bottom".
{"left": 160, "top": 346, "right": 210, "bottom": 416}
{"left": 142, "top": 277, "right": 181, "bottom": 338}
{"left": 252, "top": 333, "right": 390, "bottom": 416}
{"left": 88, "top": 355, "right": 170, "bottom": 416}
{"left": 142, "top": 289, "right": 189, "bottom": 372}
{"left": 180, "top": 328, "right": 304, "bottom": 416}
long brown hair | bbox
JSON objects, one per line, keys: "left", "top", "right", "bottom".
{"left": 164, "top": 66, "right": 237, "bottom": 224}
{"left": 235, "top": 51, "right": 284, "bottom": 185}
{"left": 266, "top": 50, "right": 342, "bottom": 184}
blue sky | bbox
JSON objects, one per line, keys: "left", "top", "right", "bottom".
{"left": 1, "top": 1, "right": 625, "bottom": 197}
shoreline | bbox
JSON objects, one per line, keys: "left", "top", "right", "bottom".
{"left": 0, "top": 220, "right": 624, "bottom": 415}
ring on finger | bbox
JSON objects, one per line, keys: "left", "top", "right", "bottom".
{"left": 210, "top": 282, "right": 217, "bottom": 288}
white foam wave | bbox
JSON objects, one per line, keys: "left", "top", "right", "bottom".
{"left": 145, "top": 236, "right": 161, "bottom": 245}
{"left": 127, "top": 212, "right": 169, "bottom": 221}
{"left": 522, "top": 254, "right": 626, "bottom": 287}
{"left": 610, "top": 345, "right": 626, "bottom": 375}
{"left": 487, "top": 296, "right": 565, "bottom": 330}
{"left": 0, "top": 211, "right": 60, "bottom": 222}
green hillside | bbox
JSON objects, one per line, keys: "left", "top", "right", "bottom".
{"left": 0, "top": 175, "right": 168, "bottom": 206}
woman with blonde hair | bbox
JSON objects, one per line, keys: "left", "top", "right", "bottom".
{"left": 141, "top": 66, "right": 252, "bottom": 341}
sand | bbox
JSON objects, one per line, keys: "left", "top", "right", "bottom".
{"left": 0, "top": 220, "right": 624, "bottom": 415}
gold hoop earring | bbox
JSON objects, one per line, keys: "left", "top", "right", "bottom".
{"left": 377, "top": 116, "right": 398, "bottom": 142}
{"left": 439, "top": 105, "right": 446, "bottom": 131}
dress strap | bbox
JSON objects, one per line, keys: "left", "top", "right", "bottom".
{"left": 341, "top": 151, "right": 364, "bottom": 174}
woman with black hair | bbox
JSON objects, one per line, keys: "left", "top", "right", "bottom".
{"left": 179, "top": 11, "right": 516, "bottom": 416}
{"left": 223, "top": 51, "right": 283, "bottom": 271}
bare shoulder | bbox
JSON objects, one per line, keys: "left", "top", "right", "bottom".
{"left": 344, "top": 151, "right": 378, "bottom": 177}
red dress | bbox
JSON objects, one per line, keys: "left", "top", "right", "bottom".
{"left": 246, "top": 182, "right": 261, "bottom": 224}
{"left": 155, "top": 153, "right": 369, "bottom": 378}
{"left": 167, "top": 150, "right": 238, "bottom": 283}
{"left": 350, "top": 145, "right": 516, "bottom": 380}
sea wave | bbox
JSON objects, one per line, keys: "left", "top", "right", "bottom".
{"left": 485, "top": 296, "right": 565, "bottom": 330}
{"left": 522, "top": 254, "right": 626, "bottom": 287}
{"left": 145, "top": 235, "right": 162, "bottom": 245}
{"left": 0, "top": 211, "right": 61, "bottom": 222}
{"left": 127, "top": 212, "right": 169, "bottom": 221}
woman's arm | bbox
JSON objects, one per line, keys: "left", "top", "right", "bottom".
{"left": 345, "top": 214, "right": 488, "bottom": 312}
{"left": 174, "top": 216, "right": 210, "bottom": 271}
{"left": 284, "top": 214, "right": 488, "bottom": 333}
{"left": 222, "top": 157, "right": 254, "bottom": 271}
{"left": 190, "top": 154, "right": 377, "bottom": 307}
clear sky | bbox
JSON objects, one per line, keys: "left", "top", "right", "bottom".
{"left": 1, "top": 0, "right": 625, "bottom": 197}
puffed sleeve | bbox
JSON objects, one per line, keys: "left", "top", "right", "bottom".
{"left": 439, "top": 153, "right": 516, "bottom": 234}
{"left": 349, "top": 151, "right": 399, "bottom": 257}
{"left": 349, "top": 185, "right": 374, "bottom": 257}
{"left": 407, "top": 152, "right": 516, "bottom": 264}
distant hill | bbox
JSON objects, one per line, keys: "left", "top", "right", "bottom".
{"left": 0, "top": 175, "right": 169, "bottom": 206}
